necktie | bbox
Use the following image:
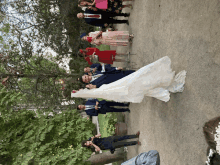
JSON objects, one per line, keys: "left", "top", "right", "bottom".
{"left": 87, "top": 14, "right": 100, "bottom": 18}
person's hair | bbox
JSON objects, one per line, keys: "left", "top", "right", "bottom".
{"left": 81, "top": 140, "right": 89, "bottom": 147}
{"left": 77, "top": 76, "right": 84, "bottom": 84}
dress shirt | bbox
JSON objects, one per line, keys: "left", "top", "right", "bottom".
{"left": 84, "top": 14, "right": 102, "bottom": 19}
{"left": 85, "top": 105, "right": 100, "bottom": 110}
{"left": 101, "top": 64, "right": 105, "bottom": 72}
{"left": 90, "top": 74, "right": 103, "bottom": 82}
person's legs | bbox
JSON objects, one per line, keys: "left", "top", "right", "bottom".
{"left": 122, "top": 4, "right": 132, "bottom": 8}
{"left": 105, "top": 18, "right": 128, "bottom": 24}
{"left": 116, "top": 53, "right": 127, "bottom": 55}
{"left": 105, "top": 12, "right": 130, "bottom": 17}
{"left": 112, "top": 135, "right": 137, "bottom": 142}
{"left": 115, "top": 59, "right": 127, "bottom": 62}
{"left": 105, "top": 101, "right": 128, "bottom": 107}
{"left": 113, "top": 141, "right": 138, "bottom": 148}
{"left": 105, "top": 106, "right": 130, "bottom": 112}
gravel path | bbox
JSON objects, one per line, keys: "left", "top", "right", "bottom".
{"left": 112, "top": 0, "right": 220, "bottom": 164}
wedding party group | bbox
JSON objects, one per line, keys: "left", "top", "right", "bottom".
{"left": 73, "top": 0, "right": 186, "bottom": 164}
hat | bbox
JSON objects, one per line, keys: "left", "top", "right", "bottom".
{"left": 80, "top": 33, "right": 87, "bottom": 38}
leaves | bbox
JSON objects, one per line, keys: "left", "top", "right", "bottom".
{"left": 0, "top": 109, "right": 95, "bottom": 164}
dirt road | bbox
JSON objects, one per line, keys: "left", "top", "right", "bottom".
{"left": 112, "top": 0, "right": 220, "bottom": 164}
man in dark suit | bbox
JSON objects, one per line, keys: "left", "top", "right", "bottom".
{"left": 80, "top": 67, "right": 135, "bottom": 89}
{"left": 77, "top": 99, "right": 130, "bottom": 117}
{"left": 84, "top": 63, "right": 121, "bottom": 75}
{"left": 77, "top": 8, "right": 130, "bottom": 28}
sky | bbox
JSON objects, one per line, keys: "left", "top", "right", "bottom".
{"left": 1, "top": 0, "right": 71, "bottom": 72}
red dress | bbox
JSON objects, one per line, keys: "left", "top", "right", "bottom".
{"left": 84, "top": 47, "right": 116, "bottom": 65}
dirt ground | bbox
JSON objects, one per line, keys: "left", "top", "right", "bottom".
{"left": 111, "top": 0, "right": 220, "bottom": 165}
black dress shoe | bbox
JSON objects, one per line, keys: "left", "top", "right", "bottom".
{"left": 125, "top": 13, "right": 130, "bottom": 17}
{"left": 125, "top": 103, "right": 130, "bottom": 106}
{"left": 110, "top": 149, "right": 115, "bottom": 154}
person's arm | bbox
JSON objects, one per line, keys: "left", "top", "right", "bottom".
{"left": 86, "top": 84, "right": 97, "bottom": 89}
{"left": 91, "top": 142, "right": 101, "bottom": 152}
{"left": 93, "top": 31, "right": 102, "bottom": 40}
{"left": 94, "top": 134, "right": 101, "bottom": 138}
{"left": 88, "top": 0, "right": 96, "bottom": 6}
{"left": 88, "top": 72, "right": 93, "bottom": 76}
{"left": 90, "top": 136, "right": 95, "bottom": 141}
{"left": 116, "top": 67, "right": 123, "bottom": 70}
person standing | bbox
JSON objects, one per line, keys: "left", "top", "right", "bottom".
{"left": 80, "top": 31, "right": 134, "bottom": 46}
{"left": 77, "top": 8, "right": 130, "bottom": 28}
{"left": 81, "top": 132, "right": 141, "bottom": 154}
{"left": 78, "top": 0, "right": 133, "bottom": 13}
{"left": 84, "top": 63, "right": 124, "bottom": 76}
{"left": 77, "top": 98, "right": 130, "bottom": 117}
{"left": 73, "top": 56, "right": 187, "bottom": 103}
{"left": 79, "top": 47, "right": 128, "bottom": 64}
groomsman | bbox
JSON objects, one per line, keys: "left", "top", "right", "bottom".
{"left": 77, "top": 8, "right": 130, "bottom": 28}
{"left": 77, "top": 99, "right": 130, "bottom": 117}
{"left": 84, "top": 63, "right": 123, "bottom": 75}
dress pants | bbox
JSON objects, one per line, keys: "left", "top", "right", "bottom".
{"left": 111, "top": 135, "right": 138, "bottom": 148}
{"left": 103, "top": 12, "right": 129, "bottom": 24}
{"left": 105, "top": 101, "right": 128, "bottom": 107}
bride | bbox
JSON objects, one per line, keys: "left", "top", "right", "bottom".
{"left": 71, "top": 56, "right": 187, "bottom": 103}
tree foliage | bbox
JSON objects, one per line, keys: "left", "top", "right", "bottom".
{"left": 0, "top": 109, "right": 95, "bottom": 165}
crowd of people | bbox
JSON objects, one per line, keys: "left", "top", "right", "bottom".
{"left": 73, "top": 1, "right": 189, "bottom": 164}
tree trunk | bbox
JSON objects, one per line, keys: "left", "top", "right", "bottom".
{"left": 87, "top": 150, "right": 125, "bottom": 165}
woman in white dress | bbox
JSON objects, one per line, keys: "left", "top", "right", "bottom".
{"left": 71, "top": 56, "right": 187, "bottom": 103}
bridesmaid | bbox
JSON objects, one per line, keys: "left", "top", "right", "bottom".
{"left": 79, "top": 47, "right": 128, "bottom": 65}
{"left": 78, "top": 0, "right": 133, "bottom": 13}
{"left": 80, "top": 31, "right": 134, "bottom": 47}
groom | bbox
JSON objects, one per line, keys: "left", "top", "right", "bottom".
{"left": 79, "top": 68, "right": 135, "bottom": 89}
{"left": 77, "top": 8, "right": 130, "bottom": 28}
{"left": 77, "top": 99, "right": 130, "bottom": 117}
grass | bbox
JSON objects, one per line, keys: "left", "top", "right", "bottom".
{"left": 98, "top": 114, "right": 110, "bottom": 137}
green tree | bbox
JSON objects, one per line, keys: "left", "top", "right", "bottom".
{"left": 0, "top": 109, "right": 96, "bottom": 165}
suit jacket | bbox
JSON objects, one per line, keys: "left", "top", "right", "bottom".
{"left": 85, "top": 63, "right": 117, "bottom": 75}
{"left": 85, "top": 99, "right": 107, "bottom": 116}
{"left": 84, "top": 9, "right": 112, "bottom": 28}
{"left": 91, "top": 63, "right": 116, "bottom": 73}
{"left": 90, "top": 70, "right": 135, "bottom": 88}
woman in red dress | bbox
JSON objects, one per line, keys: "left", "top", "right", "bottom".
{"left": 79, "top": 47, "right": 128, "bottom": 65}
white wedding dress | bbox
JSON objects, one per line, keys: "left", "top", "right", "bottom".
{"left": 71, "top": 56, "right": 187, "bottom": 103}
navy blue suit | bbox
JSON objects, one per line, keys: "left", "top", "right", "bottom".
{"left": 90, "top": 70, "right": 135, "bottom": 88}
{"left": 84, "top": 9, "right": 129, "bottom": 28}
{"left": 89, "top": 135, "right": 138, "bottom": 154}
{"left": 85, "top": 99, "right": 129, "bottom": 116}
{"left": 90, "top": 63, "right": 114, "bottom": 72}
{"left": 89, "top": 63, "right": 119, "bottom": 75}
